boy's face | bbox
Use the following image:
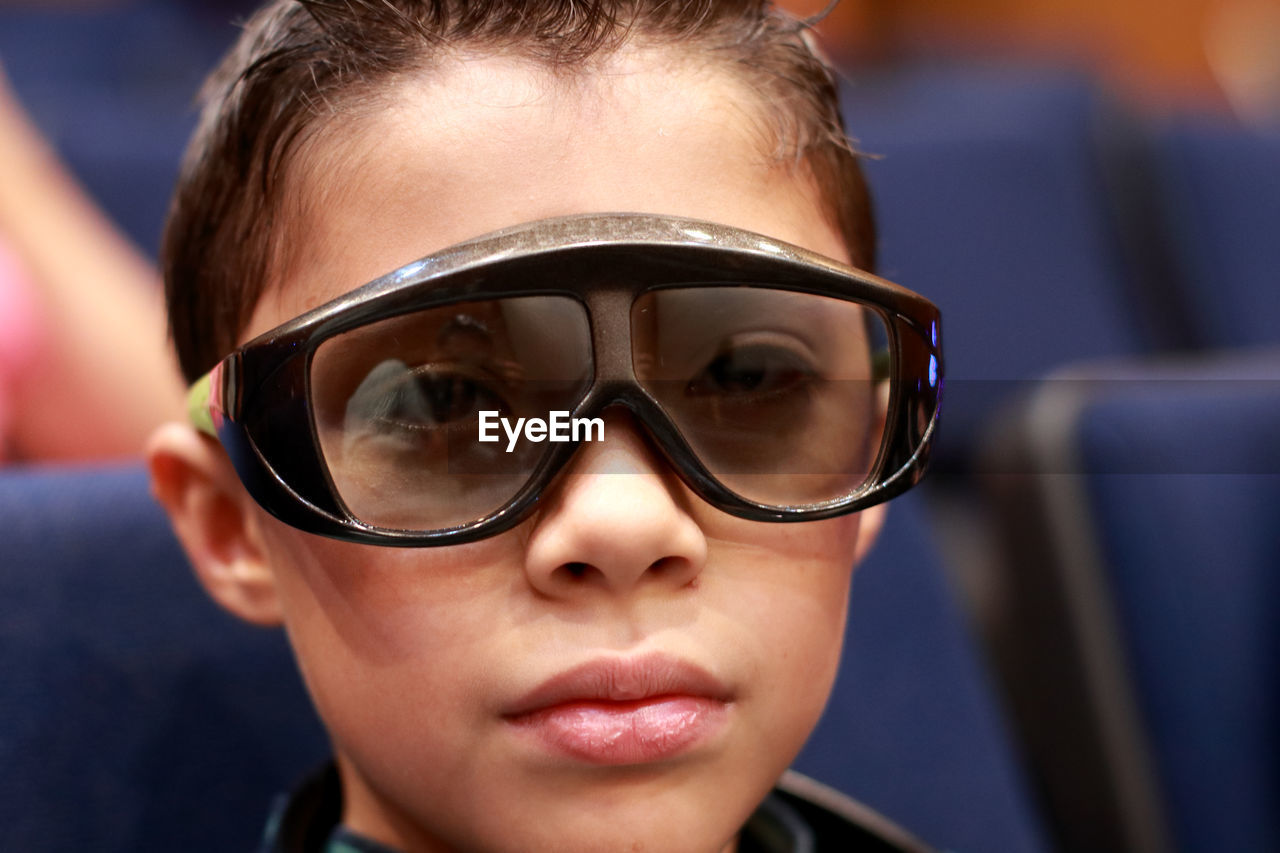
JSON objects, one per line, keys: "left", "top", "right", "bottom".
{"left": 167, "top": 50, "right": 883, "bottom": 853}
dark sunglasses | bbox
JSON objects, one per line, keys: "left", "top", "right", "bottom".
{"left": 188, "top": 214, "right": 942, "bottom": 546}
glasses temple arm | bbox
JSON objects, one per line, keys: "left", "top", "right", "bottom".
{"left": 186, "top": 371, "right": 218, "bottom": 437}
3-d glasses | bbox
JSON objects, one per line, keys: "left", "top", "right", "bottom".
{"left": 188, "top": 214, "right": 942, "bottom": 546}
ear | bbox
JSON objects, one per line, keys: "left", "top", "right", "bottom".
{"left": 147, "top": 422, "right": 284, "bottom": 626}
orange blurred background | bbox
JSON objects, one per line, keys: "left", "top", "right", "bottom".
{"left": 779, "top": 0, "right": 1280, "bottom": 121}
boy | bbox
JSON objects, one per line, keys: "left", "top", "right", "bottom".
{"left": 147, "top": 1, "right": 943, "bottom": 850}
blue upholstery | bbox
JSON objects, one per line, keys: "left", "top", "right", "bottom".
{"left": 0, "top": 465, "right": 328, "bottom": 852}
{"left": 1075, "top": 353, "right": 1280, "bottom": 852}
{"left": 981, "top": 350, "right": 1280, "bottom": 852}
{"left": 794, "top": 491, "right": 1048, "bottom": 853}
{"left": 0, "top": 465, "right": 1045, "bottom": 851}
{"left": 1154, "top": 123, "right": 1280, "bottom": 348}
{"left": 841, "top": 67, "right": 1141, "bottom": 458}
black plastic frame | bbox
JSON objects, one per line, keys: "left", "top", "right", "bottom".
{"left": 201, "top": 213, "right": 943, "bottom": 545}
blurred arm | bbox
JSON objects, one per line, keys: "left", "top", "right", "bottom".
{"left": 0, "top": 66, "right": 184, "bottom": 460}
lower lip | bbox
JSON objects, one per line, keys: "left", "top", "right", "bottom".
{"left": 507, "top": 696, "right": 729, "bottom": 765}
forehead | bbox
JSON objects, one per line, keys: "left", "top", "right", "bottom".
{"left": 244, "top": 48, "right": 846, "bottom": 342}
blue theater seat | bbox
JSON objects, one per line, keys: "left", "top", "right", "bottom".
{"left": 0, "top": 465, "right": 328, "bottom": 852}
{"left": 1153, "top": 123, "right": 1280, "bottom": 348}
{"left": 981, "top": 349, "right": 1280, "bottom": 852}
{"left": 840, "top": 66, "right": 1142, "bottom": 462}
{"left": 0, "top": 465, "right": 1045, "bottom": 852}
{"left": 794, "top": 491, "right": 1048, "bottom": 853}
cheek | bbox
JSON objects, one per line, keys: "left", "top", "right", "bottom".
{"left": 254, "top": 516, "right": 521, "bottom": 746}
{"left": 706, "top": 512, "right": 863, "bottom": 746}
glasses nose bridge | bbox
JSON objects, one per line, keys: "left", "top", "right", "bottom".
{"left": 572, "top": 284, "right": 680, "bottom": 458}
{"left": 583, "top": 286, "right": 638, "bottom": 385}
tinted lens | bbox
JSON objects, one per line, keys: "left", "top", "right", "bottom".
{"left": 311, "top": 297, "right": 592, "bottom": 530}
{"left": 632, "top": 287, "right": 890, "bottom": 507}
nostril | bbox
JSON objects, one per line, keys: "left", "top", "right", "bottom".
{"left": 647, "top": 557, "right": 674, "bottom": 575}
{"left": 553, "top": 558, "right": 694, "bottom": 588}
{"left": 647, "top": 556, "right": 696, "bottom": 585}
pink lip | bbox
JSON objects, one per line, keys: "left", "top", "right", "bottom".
{"left": 503, "top": 653, "right": 733, "bottom": 765}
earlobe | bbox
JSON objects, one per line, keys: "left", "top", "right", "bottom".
{"left": 146, "top": 422, "right": 285, "bottom": 627}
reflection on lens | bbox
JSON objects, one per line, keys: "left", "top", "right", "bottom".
{"left": 311, "top": 296, "right": 592, "bottom": 530}
{"left": 633, "top": 287, "right": 889, "bottom": 507}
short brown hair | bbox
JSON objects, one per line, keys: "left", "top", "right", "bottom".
{"left": 163, "top": 0, "right": 876, "bottom": 382}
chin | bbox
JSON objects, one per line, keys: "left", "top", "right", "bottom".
{"left": 492, "top": 816, "right": 739, "bottom": 853}
{"left": 485, "top": 766, "right": 765, "bottom": 853}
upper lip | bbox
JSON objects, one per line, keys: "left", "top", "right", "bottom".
{"left": 502, "top": 652, "right": 732, "bottom": 718}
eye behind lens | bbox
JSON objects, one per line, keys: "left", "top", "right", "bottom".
{"left": 685, "top": 343, "right": 819, "bottom": 400}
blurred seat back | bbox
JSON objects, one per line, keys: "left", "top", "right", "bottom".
{"left": 1153, "top": 122, "right": 1280, "bottom": 349}
{"left": 980, "top": 349, "right": 1280, "bottom": 852}
{"left": 795, "top": 491, "right": 1049, "bottom": 853}
{"left": 0, "top": 464, "right": 328, "bottom": 852}
{"left": 841, "top": 66, "right": 1144, "bottom": 465}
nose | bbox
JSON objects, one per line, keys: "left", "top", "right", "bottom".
{"left": 522, "top": 414, "right": 708, "bottom": 599}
